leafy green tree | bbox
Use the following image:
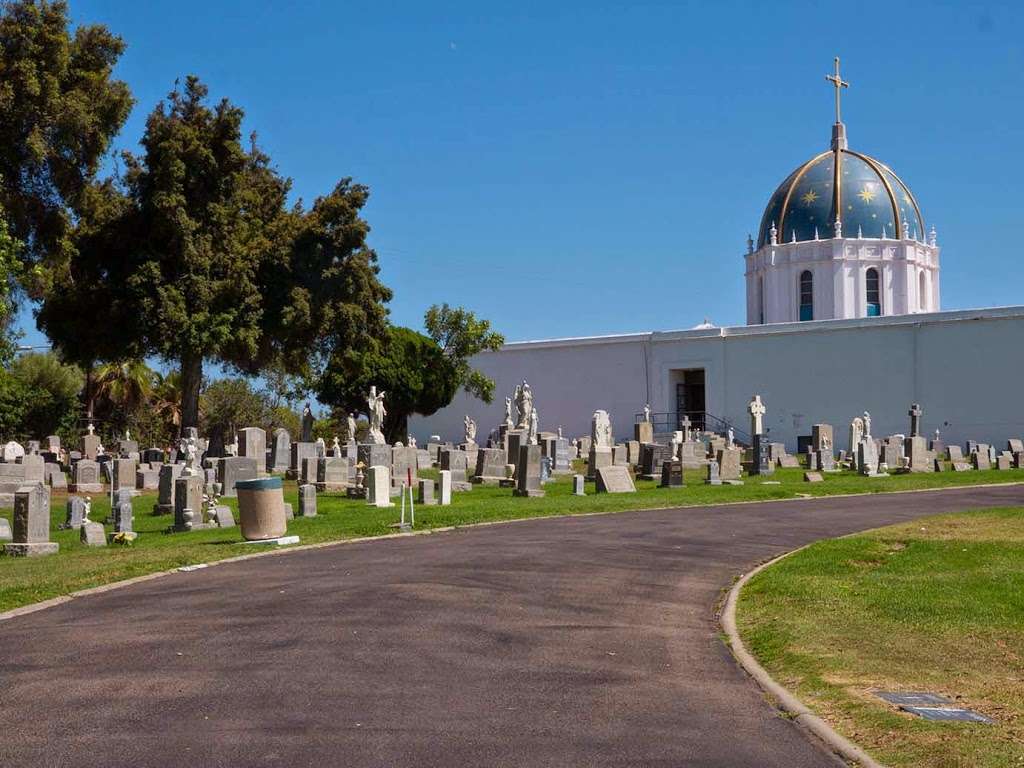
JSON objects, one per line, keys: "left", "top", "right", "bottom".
{"left": 0, "top": 368, "right": 28, "bottom": 438}
{"left": 424, "top": 303, "right": 504, "bottom": 402}
{"left": 317, "top": 305, "right": 502, "bottom": 443}
{"left": 7, "top": 351, "right": 83, "bottom": 439}
{"left": 0, "top": 216, "right": 24, "bottom": 362}
{"left": 200, "top": 378, "right": 269, "bottom": 448}
{"left": 268, "top": 404, "right": 301, "bottom": 438}
{"left": 39, "top": 77, "right": 392, "bottom": 434}
{"left": 0, "top": 0, "right": 132, "bottom": 276}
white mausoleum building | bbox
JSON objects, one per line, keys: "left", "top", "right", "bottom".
{"left": 413, "top": 62, "right": 1022, "bottom": 450}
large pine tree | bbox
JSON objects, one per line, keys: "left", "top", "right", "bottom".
{"left": 40, "top": 76, "right": 392, "bottom": 431}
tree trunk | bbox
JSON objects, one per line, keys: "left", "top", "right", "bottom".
{"left": 180, "top": 352, "right": 203, "bottom": 435}
{"left": 84, "top": 363, "right": 95, "bottom": 420}
{"left": 384, "top": 410, "right": 408, "bottom": 445}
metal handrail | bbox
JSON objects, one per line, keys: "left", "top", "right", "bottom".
{"left": 634, "top": 411, "right": 753, "bottom": 446}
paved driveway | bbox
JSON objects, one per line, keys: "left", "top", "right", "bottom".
{"left": 3, "top": 484, "right": 1021, "bottom": 767}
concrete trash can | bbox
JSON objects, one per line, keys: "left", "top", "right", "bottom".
{"left": 236, "top": 477, "right": 287, "bottom": 541}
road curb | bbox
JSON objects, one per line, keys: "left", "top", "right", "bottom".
{"left": 721, "top": 547, "right": 886, "bottom": 768}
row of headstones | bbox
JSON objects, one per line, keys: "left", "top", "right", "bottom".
{"left": 843, "top": 434, "right": 1024, "bottom": 476}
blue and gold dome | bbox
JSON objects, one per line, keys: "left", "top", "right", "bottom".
{"left": 756, "top": 142, "right": 925, "bottom": 248}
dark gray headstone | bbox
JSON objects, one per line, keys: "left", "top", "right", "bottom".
{"left": 154, "top": 463, "right": 184, "bottom": 514}
{"left": 900, "top": 707, "right": 994, "bottom": 724}
{"left": 751, "top": 434, "right": 774, "bottom": 476}
{"left": 638, "top": 442, "right": 674, "bottom": 480}
{"left": 513, "top": 444, "right": 544, "bottom": 497}
{"left": 659, "top": 461, "right": 684, "bottom": 488}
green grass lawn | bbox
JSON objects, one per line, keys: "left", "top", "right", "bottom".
{"left": 737, "top": 508, "right": 1024, "bottom": 768}
{"left": 1, "top": 463, "right": 1022, "bottom": 614}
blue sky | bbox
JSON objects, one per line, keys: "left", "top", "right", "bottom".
{"left": 17, "top": 0, "right": 1024, "bottom": 350}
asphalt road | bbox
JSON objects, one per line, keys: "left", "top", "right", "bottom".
{"left": 3, "top": 484, "right": 1022, "bottom": 768}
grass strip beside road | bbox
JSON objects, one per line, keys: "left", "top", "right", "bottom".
{"left": 737, "top": 507, "right": 1024, "bottom": 768}
{"left": 1, "top": 465, "right": 1022, "bottom": 613}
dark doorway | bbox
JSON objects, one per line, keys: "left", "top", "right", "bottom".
{"left": 675, "top": 369, "right": 706, "bottom": 431}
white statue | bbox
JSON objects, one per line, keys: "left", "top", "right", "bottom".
{"left": 747, "top": 395, "right": 766, "bottom": 436}
{"left": 671, "top": 430, "right": 683, "bottom": 459}
{"left": 528, "top": 409, "right": 539, "bottom": 445}
{"left": 643, "top": 403, "right": 652, "bottom": 423}
{"left": 591, "top": 409, "right": 613, "bottom": 449}
{"left": 367, "top": 386, "right": 387, "bottom": 445}
{"left": 503, "top": 396, "right": 514, "bottom": 428}
{"left": 727, "top": 428, "right": 735, "bottom": 447}
{"left": 315, "top": 437, "right": 327, "bottom": 458}
{"left": 124, "top": 429, "right": 131, "bottom": 441}
{"left": 204, "top": 484, "right": 222, "bottom": 524}
{"left": 849, "top": 417, "right": 865, "bottom": 459}
{"left": 409, "top": 436, "right": 417, "bottom": 448}
{"left": 863, "top": 411, "right": 872, "bottom": 438}
{"left": 180, "top": 434, "right": 200, "bottom": 477}
{"left": 82, "top": 497, "right": 93, "bottom": 525}
{"left": 346, "top": 413, "right": 357, "bottom": 442}
{"left": 331, "top": 436, "right": 341, "bottom": 456}
{"left": 513, "top": 380, "right": 534, "bottom": 430}
{"left": 464, "top": 415, "right": 477, "bottom": 444}
{"left": 557, "top": 425, "right": 563, "bottom": 439}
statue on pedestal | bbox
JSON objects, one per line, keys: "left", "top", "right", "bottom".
{"left": 366, "top": 386, "right": 387, "bottom": 445}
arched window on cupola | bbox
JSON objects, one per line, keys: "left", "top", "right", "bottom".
{"left": 758, "top": 276, "right": 765, "bottom": 325}
{"left": 866, "top": 267, "right": 881, "bottom": 317}
{"left": 799, "top": 270, "right": 813, "bottom": 321}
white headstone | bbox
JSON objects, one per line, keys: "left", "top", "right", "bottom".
{"left": 366, "top": 465, "right": 392, "bottom": 507}
{"left": 439, "top": 469, "right": 452, "bottom": 506}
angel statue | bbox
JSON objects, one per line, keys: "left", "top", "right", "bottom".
{"left": 503, "top": 396, "right": 514, "bottom": 428}
{"left": 464, "top": 415, "right": 477, "bottom": 445}
{"left": 514, "top": 379, "right": 534, "bottom": 429}
{"left": 367, "top": 386, "right": 387, "bottom": 445}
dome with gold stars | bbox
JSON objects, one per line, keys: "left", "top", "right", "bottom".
{"left": 756, "top": 142, "right": 925, "bottom": 249}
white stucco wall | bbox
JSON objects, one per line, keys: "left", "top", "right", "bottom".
{"left": 411, "top": 306, "right": 1024, "bottom": 453}
{"left": 744, "top": 237, "right": 940, "bottom": 324}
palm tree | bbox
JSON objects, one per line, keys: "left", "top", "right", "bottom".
{"left": 92, "top": 360, "right": 156, "bottom": 417}
{"left": 152, "top": 370, "right": 184, "bottom": 437}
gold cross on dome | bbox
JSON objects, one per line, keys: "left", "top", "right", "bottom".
{"left": 825, "top": 56, "right": 849, "bottom": 124}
